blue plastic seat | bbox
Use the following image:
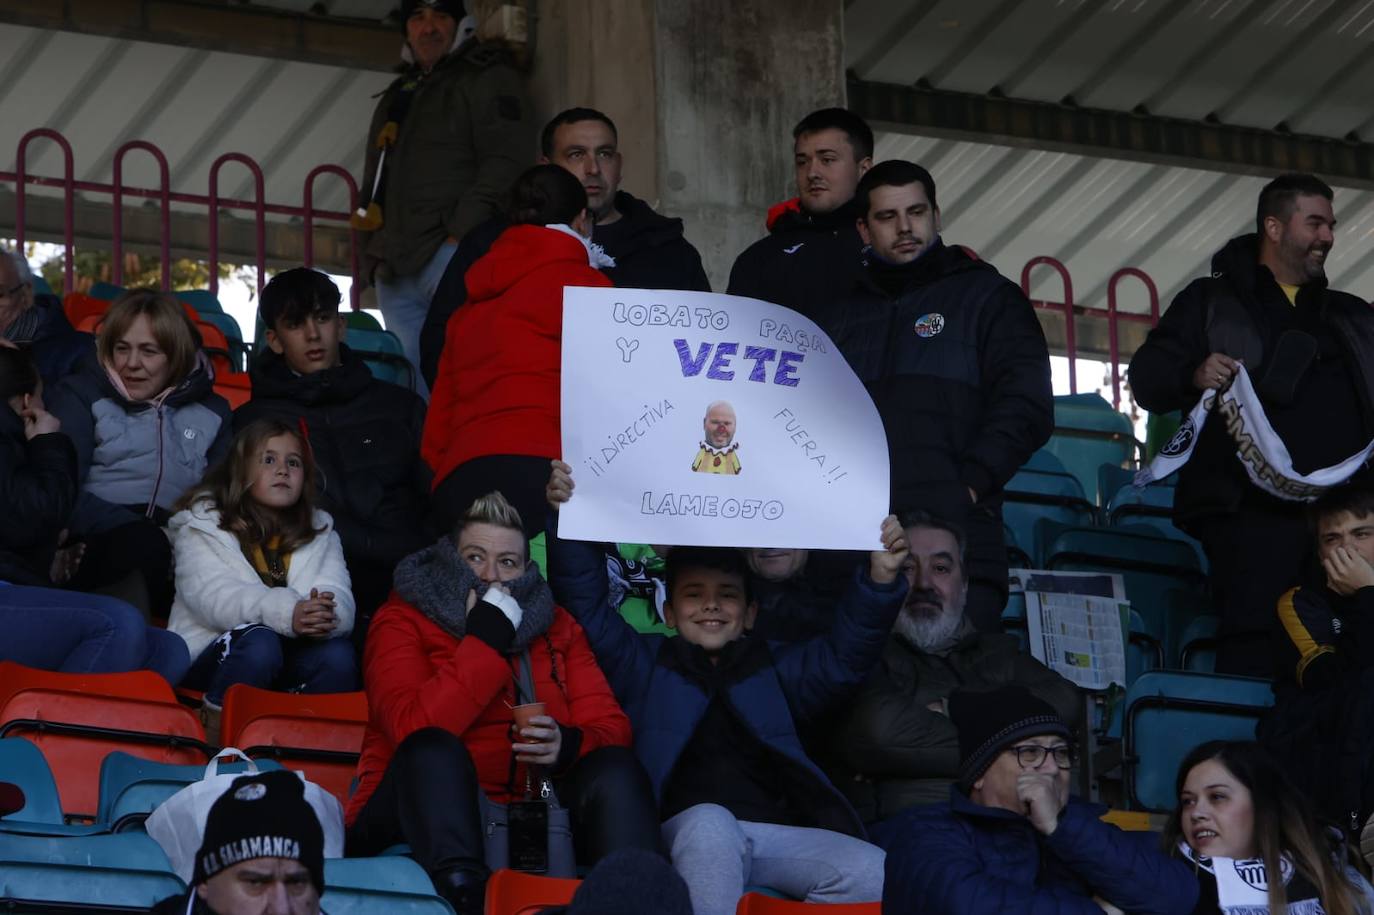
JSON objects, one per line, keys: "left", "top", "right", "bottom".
{"left": 1003, "top": 451, "right": 1096, "bottom": 565}
{"left": 347, "top": 328, "right": 414, "bottom": 390}
{"left": 1046, "top": 394, "right": 1141, "bottom": 504}
{"left": 0, "top": 831, "right": 184, "bottom": 908}
{"left": 1122, "top": 670, "right": 1274, "bottom": 811}
{"left": 322, "top": 856, "right": 454, "bottom": 914}
{"left": 32, "top": 276, "right": 55, "bottom": 297}
{"left": 1177, "top": 615, "right": 1220, "bottom": 673}
{"left": 176, "top": 289, "right": 224, "bottom": 315}
{"left": 96, "top": 751, "right": 280, "bottom": 833}
{"left": 0, "top": 737, "right": 105, "bottom": 837}
{"left": 87, "top": 281, "right": 126, "bottom": 301}
{"left": 345, "top": 310, "right": 384, "bottom": 332}
{"left": 1102, "top": 467, "right": 1207, "bottom": 572}
{"left": 194, "top": 311, "right": 248, "bottom": 371}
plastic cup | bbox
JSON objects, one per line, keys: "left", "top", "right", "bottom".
{"left": 511, "top": 702, "right": 546, "bottom": 743}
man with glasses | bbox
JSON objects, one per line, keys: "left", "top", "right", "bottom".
{"left": 0, "top": 246, "right": 90, "bottom": 386}
{"left": 882, "top": 685, "right": 1199, "bottom": 914}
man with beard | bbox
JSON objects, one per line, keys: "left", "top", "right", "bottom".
{"left": 1129, "top": 173, "right": 1374, "bottom": 676}
{"left": 691, "top": 401, "right": 742, "bottom": 475}
{"left": 823, "top": 512, "right": 1079, "bottom": 826}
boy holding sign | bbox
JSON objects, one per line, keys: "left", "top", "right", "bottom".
{"left": 545, "top": 460, "right": 905, "bottom": 914}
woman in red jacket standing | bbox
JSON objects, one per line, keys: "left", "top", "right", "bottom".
{"left": 344, "top": 491, "right": 659, "bottom": 914}
{"left": 423, "top": 164, "right": 615, "bottom": 537}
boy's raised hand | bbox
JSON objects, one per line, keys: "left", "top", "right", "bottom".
{"left": 546, "top": 459, "right": 575, "bottom": 512}
{"left": 869, "top": 514, "right": 909, "bottom": 584}
{"left": 1324, "top": 546, "right": 1374, "bottom": 596}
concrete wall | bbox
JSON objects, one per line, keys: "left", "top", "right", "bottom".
{"left": 529, "top": 0, "right": 846, "bottom": 290}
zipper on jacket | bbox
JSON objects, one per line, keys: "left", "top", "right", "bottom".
{"left": 146, "top": 404, "right": 166, "bottom": 518}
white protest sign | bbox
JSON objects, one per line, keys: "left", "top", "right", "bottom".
{"left": 558, "top": 287, "right": 890, "bottom": 549}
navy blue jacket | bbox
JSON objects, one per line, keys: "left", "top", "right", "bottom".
{"left": 882, "top": 790, "right": 1199, "bottom": 914}
{"left": 16, "top": 294, "right": 93, "bottom": 389}
{"left": 546, "top": 527, "right": 906, "bottom": 837}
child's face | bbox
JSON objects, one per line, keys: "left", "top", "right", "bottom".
{"left": 266, "top": 309, "right": 344, "bottom": 376}
{"left": 664, "top": 568, "right": 757, "bottom": 653}
{"left": 250, "top": 434, "right": 306, "bottom": 510}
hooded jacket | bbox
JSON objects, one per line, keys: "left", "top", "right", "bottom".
{"left": 167, "top": 501, "right": 354, "bottom": 658}
{"left": 346, "top": 540, "right": 631, "bottom": 822}
{"left": 882, "top": 790, "right": 1200, "bottom": 914}
{"left": 234, "top": 345, "right": 429, "bottom": 570}
{"left": 829, "top": 628, "right": 1081, "bottom": 822}
{"left": 420, "top": 192, "right": 709, "bottom": 388}
{"left": 422, "top": 224, "right": 613, "bottom": 486}
{"left": 359, "top": 40, "right": 533, "bottom": 279}
{"left": 726, "top": 198, "right": 867, "bottom": 322}
{"left": 8, "top": 293, "right": 94, "bottom": 388}
{"left": 0, "top": 407, "right": 78, "bottom": 586}
{"left": 546, "top": 528, "right": 908, "bottom": 838}
{"left": 47, "top": 354, "right": 231, "bottom": 535}
{"left": 1128, "top": 234, "right": 1374, "bottom": 527}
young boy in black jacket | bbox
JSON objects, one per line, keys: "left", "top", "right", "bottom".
{"left": 234, "top": 268, "right": 430, "bottom": 649}
{"left": 545, "top": 460, "right": 907, "bottom": 915}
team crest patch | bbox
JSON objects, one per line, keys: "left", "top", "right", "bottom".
{"left": 1160, "top": 416, "right": 1197, "bottom": 458}
{"left": 914, "top": 313, "right": 945, "bottom": 338}
{"left": 234, "top": 783, "right": 267, "bottom": 802}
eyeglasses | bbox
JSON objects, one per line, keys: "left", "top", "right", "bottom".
{"left": 1007, "top": 744, "right": 1075, "bottom": 770}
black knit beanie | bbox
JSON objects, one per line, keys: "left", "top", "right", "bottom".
{"left": 194, "top": 769, "right": 325, "bottom": 894}
{"left": 950, "top": 684, "right": 1071, "bottom": 791}
{"left": 400, "top": 0, "right": 466, "bottom": 27}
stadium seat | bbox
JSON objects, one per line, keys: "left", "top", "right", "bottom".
{"left": 32, "top": 275, "right": 55, "bottom": 297}
{"left": 484, "top": 868, "right": 580, "bottom": 914}
{"left": 0, "top": 663, "right": 210, "bottom": 820}
{"left": 1045, "top": 394, "right": 1141, "bottom": 503}
{"left": 214, "top": 369, "right": 253, "bottom": 409}
{"left": 1125, "top": 608, "right": 1163, "bottom": 687}
{"left": 87, "top": 281, "right": 127, "bottom": 301}
{"left": 0, "top": 737, "right": 91, "bottom": 836}
{"left": 736, "top": 896, "right": 879, "bottom": 913}
{"left": 1101, "top": 465, "right": 1207, "bottom": 571}
{"left": 220, "top": 686, "right": 368, "bottom": 808}
{"left": 347, "top": 327, "right": 414, "bottom": 390}
{"left": 63, "top": 291, "right": 110, "bottom": 327}
{"left": 1122, "top": 670, "right": 1274, "bottom": 811}
{"left": 196, "top": 310, "right": 249, "bottom": 370}
{"left": 1177, "top": 615, "right": 1220, "bottom": 673}
{"left": 1003, "top": 451, "right": 1096, "bottom": 565}
{"left": 96, "top": 751, "right": 280, "bottom": 833}
{"left": 322, "top": 855, "right": 453, "bottom": 914}
{"left": 345, "top": 310, "right": 384, "bottom": 332}
{"left": 0, "top": 831, "right": 184, "bottom": 910}
{"left": 176, "top": 289, "right": 225, "bottom": 315}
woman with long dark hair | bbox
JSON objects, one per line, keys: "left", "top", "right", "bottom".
{"left": 1164, "top": 740, "right": 1374, "bottom": 914}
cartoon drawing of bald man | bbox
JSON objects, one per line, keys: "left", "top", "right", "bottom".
{"left": 692, "top": 401, "right": 742, "bottom": 475}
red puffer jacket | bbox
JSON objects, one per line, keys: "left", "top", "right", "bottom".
{"left": 421, "top": 225, "right": 613, "bottom": 488}
{"left": 345, "top": 596, "right": 631, "bottom": 824}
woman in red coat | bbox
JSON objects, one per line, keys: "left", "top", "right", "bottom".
{"left": 423, "top": 164, "right": 615, "bottom": 537}
{"left": 344, "top": 491, "right": 659, "bottom": 915}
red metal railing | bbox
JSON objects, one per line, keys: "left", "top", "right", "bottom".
{"left": 303, "top": 165, "right": 361, "bottom": 310}
{"left": 1022, "top": 256, "right": 1078, "bottom": 394}
{"left": 4, "top": 127, "right": 359, "bottom": 306}
{"left": 1104, "top": 268, "right": 1161, "bottom": 409}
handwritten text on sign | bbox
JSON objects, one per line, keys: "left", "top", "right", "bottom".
{"left": 559, "top": 288, "right": 889, "bottom": 549}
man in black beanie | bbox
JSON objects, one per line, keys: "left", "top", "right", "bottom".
{"left": 881, "top": 685, "right": 1199, "bottom": 914}
{"left": 151, "top": 770, "right": 327, "bottom": 915}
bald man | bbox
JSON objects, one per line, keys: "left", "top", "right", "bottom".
{"left": 692, "top": 402, "right": 742, "bottom": 475}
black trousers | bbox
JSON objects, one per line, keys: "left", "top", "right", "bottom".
{"left": 71, "top": 517, "right": 174, "bottom": 619}
{"left": 346, "top": 728, "right": 661, "bottom": 877}
{"left": 430, "top": 455, "right": 553, "bottom": 541}
{"left": 1192, "top": 501, "right": 1311, "bottom": 678}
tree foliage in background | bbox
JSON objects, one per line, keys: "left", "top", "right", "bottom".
{"left": 30, "top": 247, "right": 233, "bottom": 294}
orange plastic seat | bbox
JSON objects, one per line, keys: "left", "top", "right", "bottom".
{"left": 735, "top": 896, "right": 880, "bottom": 913}
{"left": 63, "top": 292, "right": 109, "bottom": 327}
{"left": 0, "top": 663, "right": 209, "bottom": 819}
{"left": 214, "top": 370, "right": 252, "bottom": 409}
{"left": 484, "top": 869, "right": 581, "bottom": 914}
{"left": 220, "top": 686, "right": 368, "bottom": 808}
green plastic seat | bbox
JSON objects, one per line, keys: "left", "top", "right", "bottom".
{"left": 1123, "top": 671, "right": 1274, "bottom": 811}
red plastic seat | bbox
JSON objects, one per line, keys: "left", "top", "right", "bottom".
{"left": 0, "top": 663, "right": 209, "bottom": 819}
{"left": 735, "top": 896, "right": 880, "bottom": 913}
{"left": 484, "top": 869, "right": 581, "bottom": 914}
{"left": 62, "top": 292, "right": 109, "bottom": 327}
{"left": 220, "top": 686, "right": 368, "bottom": 808}
{"left": 213, "top": 370, "right": 252, "bottom": 409}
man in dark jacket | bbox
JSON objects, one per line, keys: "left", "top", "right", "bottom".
{"left": 1259, "top": 486, "right": 1374, "bottom": 833}
{"left": 1128, "top": 173, "right": 1374, "bottom": 676}
{"left": 546, "top": 461, "right": 905, "bottom": 915}
{"left": 420, "top": 107, "right": 710, "bottom": 387}
{"left": 235, "top": 268, "right": 430, "bottom": 650}
{"left": 727, "top": 108, "right": 873, "bottom": 322}
{"left": 357, "top": 0, "right": 534, "bottom": 398}
{"left": 828, "top": 513, "right": 1080, "bottom": 824}
{"left": 822, "top": 160, "right": 1053, "bottom": 631}
{"left": 0, "top": 247, "right": 92, "bottom": 387}
{"left": 882, "top": 685, "right": 1199, "bottom": 915}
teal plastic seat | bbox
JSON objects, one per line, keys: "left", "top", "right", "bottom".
{"left": 1042, "top": 522, "right": 1205, "bottom": 657}
{"left": 0, "top": 737, "right": 103, "bottom": 837}
{"left": 0, "top": 831, "right": 184, "bottom": 909}
{"left": 194, "top": 311, "right": 248, "bottom": 371}
{"left": 1122, "top": 671, "right": 1274, "bottom": 811}
{"left": 1101, "top": 465, "right": 1208, "bottom": 572}
{"left": 176, "top": 289, "right": 224, "bottom": 315}
{"left": 87, "top": 281, "right": 126, "bottom": 301}
{"left": 345, "top": 310, "right": 384, "bottom": 332}
{"left": 32, "top": 276, "right": 55, "bottom": 297}
{"left": 96, "top": 751, "right": 280, "bottom": 833}
{"left": 1177, "top": 615, "right": 1220, "bottom": 673}
{"left": 1003, "top": 452, "right": 1096, "bottom": 565}
{"left": 1046, "top": 394, "right": 1141, "bottom": 503}
{"left": 322, "top": 856, "right": 454, "bottom": 914}
{"left": 347, "top": 328, "right": 414, "bottom": 390}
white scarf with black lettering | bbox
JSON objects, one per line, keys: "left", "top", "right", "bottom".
{"left": 1135, "top": 364, "right": 1374, "bottom": 501}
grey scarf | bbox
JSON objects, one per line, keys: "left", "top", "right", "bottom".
{"left": 393, "top": 537, "right": 556, "bottom": 652}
